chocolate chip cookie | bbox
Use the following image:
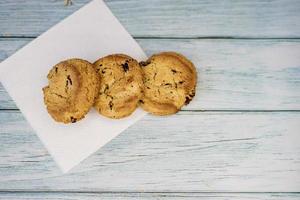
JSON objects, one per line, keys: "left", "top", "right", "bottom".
{"left": 93, "top": 54, "right": 143, "bottom": 119}
{"left": 43, "top": 58, "right": 99, "bottom": 123}
{"left": 139, "top": 52, "right": 197, "bottom": 115}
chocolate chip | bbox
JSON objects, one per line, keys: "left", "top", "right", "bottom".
{"left": 100, "top": 67, "right": 107, "bottom": 74}
{"left": 104, "top": 84, "right": 109, "bottom": 93}
{"left": 185, "top": 92, "right": 195, "bottom": 105}
{"left": 179, "top": 81, "right": 184, "bottom": 84}
{"left": 139, "top": 100, "right": 144, "bottom": 104}
{"left": 171, "top": 69, "right": 177, "bottom": 73}
{"left": 139, "top": 61, "right": 151, "bottom": 67}
{"left": 153, "top": 72, "right": 157, "bottom": 80}
{"left": 185, "top": 97, "right": 192, "bottom": 105}
{"left": 127, "top": 76, "right": 133, "bottom": 83}
{"left": 121, "top": 62, "right": 129, "bottom": 72}
{"left": 107, "top": 94, "right": 113, "bottom": 100}
{"left": 70, "top": 116, "right": 77, "bottom": 123}
{"left": 109, "top": 101, "right": 113, "bottom": 110}
{"left": 55, "top": 67, "right": 58, "bottom": 73}
{"left": 67, "top": 75, "right": 72, "bottom": 85}
{"left": 189, "top": 93, "right": 195, "bottom": 98}
{"left": 53, "top": 93, "right": 65, "bottom": 99}
{"left": 164, "top": 83, "right": 171, "bottom": 86}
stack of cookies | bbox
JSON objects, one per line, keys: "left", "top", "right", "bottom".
{"left": 43, "top": 52, "right": 197, "bottom": 123}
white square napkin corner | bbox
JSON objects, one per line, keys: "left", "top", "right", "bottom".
{"left": 0, "top": 0, "right": 147, "bottom": 173}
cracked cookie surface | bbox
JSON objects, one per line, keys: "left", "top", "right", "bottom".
{"left": 139, "top": 52, "right": 197, "bottom": 115}
{"left": 43, "top": 59, "right": 99, "bottom": 123}
{"left": 93, "top": 54, "right": 143, "bottom": 119}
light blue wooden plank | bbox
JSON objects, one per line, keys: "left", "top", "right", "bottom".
{"left": 1, "top": 38, "right": 300, "bottom": 110}
{"left": 0, "top": 38, "right": 30, "bottom": 109}
{"left": 0, "top": 111, "right": 299, "bottom": 192}
{"left": 0, "top": 192, "right": 299, "bottom": 200}
{"left": 0, "top": 0, "right": 299, "bottom": 37}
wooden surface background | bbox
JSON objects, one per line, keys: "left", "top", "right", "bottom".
{"left": 0, "top": 0, "right": 300, "bottom": 199}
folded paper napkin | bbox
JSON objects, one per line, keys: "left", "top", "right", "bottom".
{"left": 0, "top": 0, "right": 147, "bottom": 173}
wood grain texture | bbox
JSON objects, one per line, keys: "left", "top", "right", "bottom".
{"left": 0, "top": 111, "right": 299, "bottom": 192}
{"left": 0, "top": 192, "right": 299, "bottom": 200}
{"left": 1, "top": 0, "right": 300, "bottom": 197}
{"left": 1, "top": 38, "right": 300, "bottom": 110}
{"left": 0, "top": 0, "right": 299, "bottom": 38}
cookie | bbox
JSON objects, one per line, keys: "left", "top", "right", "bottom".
{"left": 43, "top": 58, "right": 99, "bottom": 123}
{"left": 93, "top": 54, "right": 143, "bottom": 119}
{"left": 139, "top": 52, "right": 197, "bottom": 115}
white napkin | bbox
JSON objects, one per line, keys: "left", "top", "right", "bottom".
{"left": 0, "top": 0, "right": 147, "bottom": 173}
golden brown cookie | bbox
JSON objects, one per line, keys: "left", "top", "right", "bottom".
{"left": 93, "top": 54, "right": 143, "bottom": 119}
{"left": 43, "top": 59, "right": 99, "bottom": 123}
{"left": 139, "top": 52, "right": 197, "bottom": 115}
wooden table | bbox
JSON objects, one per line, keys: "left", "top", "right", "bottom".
{"left": 0, "top": 0, "right": 299, "bottom": 199}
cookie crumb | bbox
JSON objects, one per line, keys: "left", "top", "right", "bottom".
{"left": 64, "top": 0, "right": 73, "bottom": 6}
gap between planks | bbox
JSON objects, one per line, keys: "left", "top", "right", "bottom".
{"left": 0, "top": 190, "right": 300, "bottom": 194}
{"left": 0, "top": 192, "right": 299, "bottom": 200}
{"left": 1, "top": 36, "right": 300, "bottom": 40}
